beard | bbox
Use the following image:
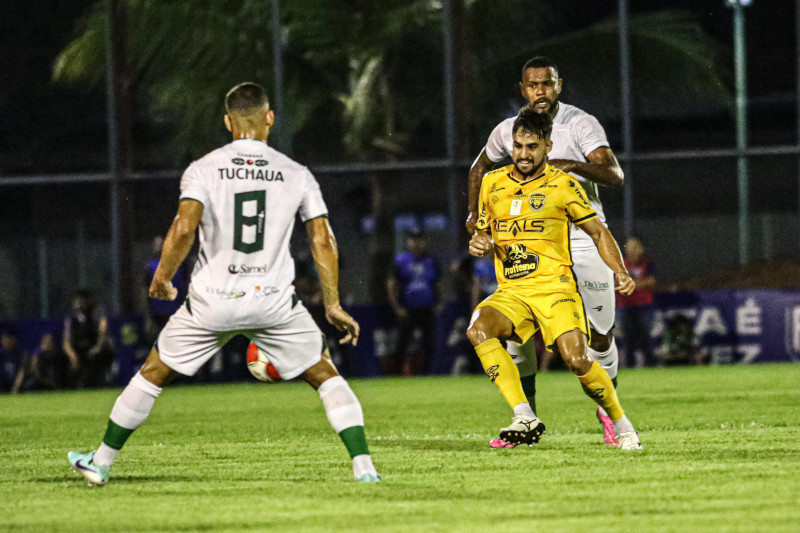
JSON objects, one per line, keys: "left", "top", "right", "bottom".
{"left": 514, "top": 158, "right": 543, "bottom": 177}
{"left": 532, "top": 96, "right": 558, "bottom": 114}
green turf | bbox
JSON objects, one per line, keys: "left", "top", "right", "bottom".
{"left": 2, "top": 364, "right": 800, "bottom": 532}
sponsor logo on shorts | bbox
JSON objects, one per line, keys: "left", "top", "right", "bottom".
{"left": 583, "top": 281, "right": 610, "bottom": 292}
{"left": 559, "top": 274, "right": 571, "bottom": 283}
{"left": 206, "top": 287, "right": 246, "bottom": 299}
{"left": 551, "top": 298, "right": 575, "bottom": 308}
{"left": 502, "top": 243, "right": 539, "bottom": 280}
{"left": 228, "top": 263, "right": 268, "bottom": 275}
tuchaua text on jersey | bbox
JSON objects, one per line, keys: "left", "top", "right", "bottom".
{"left": 218, "top": 168, "right": 284, "bottom": 181}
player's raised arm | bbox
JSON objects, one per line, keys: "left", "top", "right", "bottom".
{"left": 150, "top": 199, "right": 203, "bottom": 301}
{"left": 466, "top": 149, "right": 494, "bottom": 233}
{"left": 549, "top": 146, "right": 624, "bottom": 187}
{"left": 576, "top": 217, "right": 635, "bottom": 295}
{"left": 305, "top": 216, "right": 360, "bottom": 346}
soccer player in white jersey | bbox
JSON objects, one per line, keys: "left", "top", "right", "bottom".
{"left": 465, "top": 57, "right": 625, "bottom": 448}
{"left": 68, "top": 82, "right": 380, "bottom": 485}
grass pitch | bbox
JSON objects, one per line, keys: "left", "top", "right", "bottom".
{"left": 2, "top": 363, "right": 799, "bottom": 532}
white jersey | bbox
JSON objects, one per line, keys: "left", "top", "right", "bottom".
{"left": 179, "top": 138, "right": 327, "bottom": 330}
{"left": 482, "top": 102, "right": 610, "bottom": 250}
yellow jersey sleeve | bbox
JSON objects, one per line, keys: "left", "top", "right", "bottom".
{"left": 564, "top": 178, "right": 597, "bottom": 225}
{"left": 475, "top": 176, "right": 490, "bottom": 231}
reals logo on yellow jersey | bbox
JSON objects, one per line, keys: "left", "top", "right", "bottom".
{"left": 503, "top": 243, "right": 539, "bottom": 280}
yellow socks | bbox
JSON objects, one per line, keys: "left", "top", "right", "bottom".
{"left": 475, "top": 339, "right": 527, "bottom": 409}
{"left": 578, "top": 361, "right": 624, "bottom": 421}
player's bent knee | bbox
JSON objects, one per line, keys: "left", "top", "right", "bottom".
{"left": 302, "top": 350, "right": 340, "bottom": 390}
{"left": 139, "top": 347, "right": 179, "bottom": 387}
{"left": 562, "top": 352, "right": 593, "bottom": 375}
{"left": 590, "top": 330, "right": 613, "bottom": 352}
{"left": 466, "top": 322, "right": 493, "bottom": 346}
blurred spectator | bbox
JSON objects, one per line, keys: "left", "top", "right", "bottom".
{"left": 657, "top": 314, "right": 705, "bottom": 366}
{"left": 449, "top": 253, "right": 478, "bottom": 375}
{"left": 63, "top": 289, "right": 115, "bottom": 388}
{"left": 11, "top": 332, "right": 70, "bottom": 393}
{"left": 386, "top": 230, "right": 442, "bottom": 376}
{"left": 144, "top": 236, "right": 188, "bottom": 343}
{"left": 471, "top": 256, "right": 497, "bottom": 310}
{"left": 617, "top": 237, "right": 657, "bottom": 367}
{"left": 1, "top": 328, "right": 24, "bottom": 393}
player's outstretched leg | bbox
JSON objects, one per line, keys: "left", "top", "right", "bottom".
{"left": 303, "top": 351, "right": 379, "bottom": 482}
{"left": 576, "top": 362, "right": 641, "bottom": 450}
{"left": 68, "top": 348, "right": 173, "bottom": 487}
{"left": 491, "top": 339, "right": 539, "bottom": 449}
{"left": 467, "top": 308, "right": 544, "bottom": 448}
{"left": 587, "top": 336, "right": 621, "bottom": 446}
{"left": 316, "top": 375, "right": 380, "bottom": 482}
{"left": 473, "top": 338, "right": 544, "bottom": 447}
{"left": 558, "top": 330, "right": 642, "bottom": 451}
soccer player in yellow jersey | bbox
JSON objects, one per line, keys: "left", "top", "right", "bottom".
{"left": 466, "top": 108, "right": 643, "bottom": 450}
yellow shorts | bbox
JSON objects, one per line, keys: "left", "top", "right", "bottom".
{"left": 474, "top": 284, "right": 590, "bottom": 349}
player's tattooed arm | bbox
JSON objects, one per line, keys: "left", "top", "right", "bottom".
{"left": 150, "top": 199, "right": 203, "bottom": 301}
{"left": 548, "top": 146, "right": 624, "bottom": 187}
{"left": 466, "top": 149, "right": 494, "bottom": 233}
{"left": 469, "top": 231, "right": 494, "bottom": 258}
{"left": 305, "top": 217, "right": 360, "bottom": 345}
{"left": 577, "top": 218, "right": 635, "bottom": 295}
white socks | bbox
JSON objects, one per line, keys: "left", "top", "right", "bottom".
{"left": 109, "top": 371, "right": 162, "bottom": 430}
{"left": 613, "top": 414, "right": 635, "bottom": 435}
{"left": 94, "top": 443, "right": 119, "bottom": 466}
{"left": 318, "top": 376, "right": 364, "bottom": 433}
{"left": 512, "top": 402, "right": 535, "bottom": 418}
{"left": 318, "top": 376, "right": 377, "bottom": 479}
{"left": 94, "top": 372, "right": 162, "bottom": 466}
{"left": 352, "top": 454, "right": 378, "bottom": 479}
{"left": 587, "top": 339, "right": 619, "bottom": 380}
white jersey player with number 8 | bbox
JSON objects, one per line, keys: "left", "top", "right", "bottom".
{"left": 466, "top": 57, "right": 627, "bottom": 448}
{"left": 68, "top": 82, "right": 380, "bottom": 486}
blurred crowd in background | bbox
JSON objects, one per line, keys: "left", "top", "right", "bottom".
{"left": 2, "top": 231, "right": 710, "bottom": 394}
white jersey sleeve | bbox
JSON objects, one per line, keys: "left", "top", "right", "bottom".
{"left": 573, "top": 113, "right": 609, "bottom": 157}
{"left": 179, "top": 162, "right": 210, "bottom": 206}
{"left": 298, "top": 170, "right": 328, "bottom": 222}
{"left": 483, "top": 117, "right": 515, "bottom": 163}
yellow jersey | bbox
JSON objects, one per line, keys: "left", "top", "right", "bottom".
{"left": 475, "top": 163, "right": 597, "bottom": 289}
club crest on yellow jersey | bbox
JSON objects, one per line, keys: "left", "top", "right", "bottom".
{"left": 529, "top": 193, "right": 545, "bottom": 211}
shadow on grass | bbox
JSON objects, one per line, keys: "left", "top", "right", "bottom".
{"left": 374, "top": 438, "right": 488, "bottom": 452}
{"left": 32, "top": 475, "right": 199, "bottom": 483}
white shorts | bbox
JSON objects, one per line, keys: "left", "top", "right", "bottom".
{"left": 571, "top": 246, "right": 616, "bottom": 335}
{"left": 157, "top": 300, "right": 323, "bottom": 379}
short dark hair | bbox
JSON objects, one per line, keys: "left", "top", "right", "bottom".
{"left": 225, "top": 82, "right": 270, "bottom": 114}
{"left": 512, "top": 106, "right": 553, "bottom": 139}
{"left": 522, "top": 56, "right": 559, "bottom": 78}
